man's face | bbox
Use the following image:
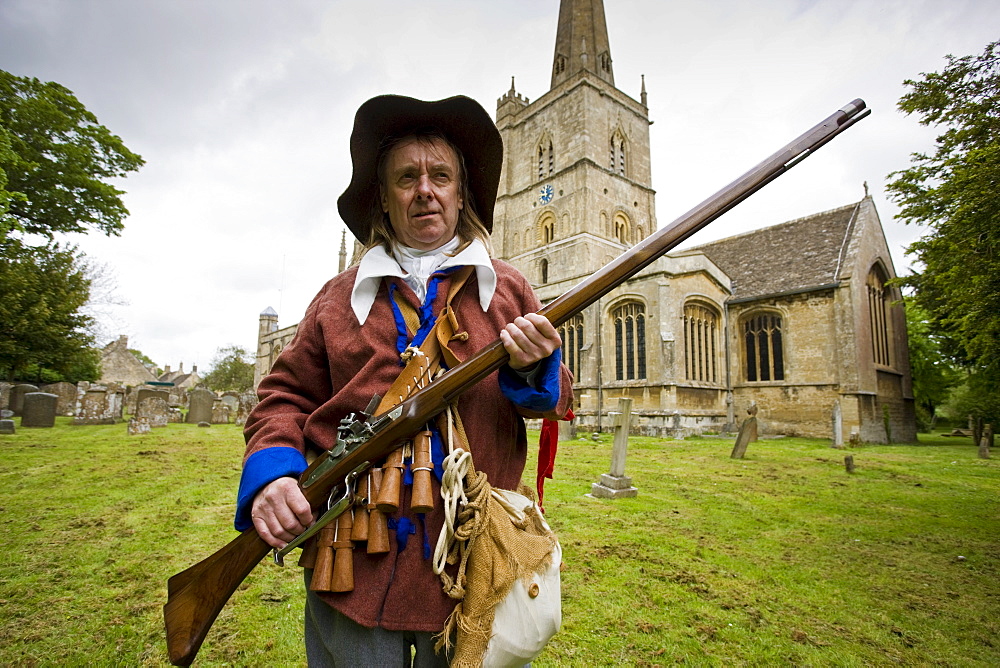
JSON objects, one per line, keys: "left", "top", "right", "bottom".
{"left": 380, "top": 136, "right": 464, "bottom": 251}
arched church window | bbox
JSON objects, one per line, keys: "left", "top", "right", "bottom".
{"left": 867, "top": 265, "right": 892, "bottom": 367}
{"left": 559, "top": 314, "right": 584, "bottom": 380}
{"left": 744, "top": 313, "right": 784, "bottom": 382}
{"left": 613, "top": 301, "right": 646, "bottom": 381}
{"left": 538, "top": 212, "right": 555, "bottom": 245}
{"left": 599, "top": 52, "right": 611, "bottom": 73}
{"left": 540, "top": 258, "right": 549, "bottom": 284}
{"left": 537, "top": 137, "right": 554, "bottom": 180}
{"left": 613, "top": 212, "right": 631, "bottom": 245}
{"left": 684, "top": 302, "right": 720, "bottom": 383}
{"left": 610, "top": 130, "right": 627, "bottom": 176}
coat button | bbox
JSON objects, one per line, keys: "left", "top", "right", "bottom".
{"left": 528, "top": 582, "right": 540, "bottom": 598}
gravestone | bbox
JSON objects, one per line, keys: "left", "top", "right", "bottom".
{"left": 731, "top": 404, "right": 759, "bottom": 459}
{"left": 831, "top": 400, "right": 844, "bottom": 449}
{"left": 211, "top": 400, "right": 231, "bottom": 424}
{"left": 186, "top": 388, "right": 216, "bottom": 424}
{"left": 236, "top": 391, "right": 258, "bottom": 426}
{"left": 11, "top": 384, "right": 39, "bottom": 417}
{"left": 0, "top": 419, "right": 15, "bottom": 434}
{"left": 220, "top": 392, "right": 240, "bottom": 414}
{"left": 73, "top": 382, "right": 124, "bottom": 425}
{"left": 0, "top": 382, "right": 11, "bottom": 412}
{"left": 590, "top": 397, "right": 638, "bottom": 499}
{"left": 979, "top": 423, "right": 992, "bottom": 459}
{"left": 128, "top": 416, "right": 151, "bottom": 435}
{"left": 22, "top": 392, "right": 58, "bottom": 428}
{"left": 40, "top": 382, "right": 77, "bottom": 416}
{"left": 138, "top": 396, "right": 170, "bottom": 428}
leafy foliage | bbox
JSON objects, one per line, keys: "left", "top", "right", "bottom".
{"left": 204, "top": 345, "right": 254, "bottom": 392}
{"left": 904, "top": 302, "right": 959, "bottom": 429}
{"left": 887, "top": 41, "right": 1000, "bottom": 387}
{"left": 0, "top": 239, "right": 100, "bottom": 381}
{"left": 0, "top": 70, "right": 141, "bottom": 381}
{"left": 0, "top": 70, "right": 144, "bottom": 242}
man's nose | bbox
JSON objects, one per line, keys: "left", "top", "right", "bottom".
{"left": 415, "top": 174, "right": 434, "bottom": 199}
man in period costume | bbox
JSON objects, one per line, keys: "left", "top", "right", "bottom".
{"left": 234, "top": 94, "right": 573, "bottom": 666}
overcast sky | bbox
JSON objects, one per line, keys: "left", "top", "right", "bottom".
{"left": 1, "top": 0, "right": 995, "bottom": 372}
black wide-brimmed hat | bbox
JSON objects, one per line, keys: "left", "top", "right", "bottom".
{"left": 337, "top": 94, "right": 504, "bottom": 243}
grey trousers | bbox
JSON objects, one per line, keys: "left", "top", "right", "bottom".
{"left": 303, "top": 571, "right": 450, "bottom": 668}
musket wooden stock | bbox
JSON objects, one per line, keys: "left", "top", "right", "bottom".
{"left": 163, "top": 99, "right": 869, "bottom": 666}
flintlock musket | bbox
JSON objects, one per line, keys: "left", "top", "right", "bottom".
{"left": 163, "top": 99, "right": 870, "bottom": 666}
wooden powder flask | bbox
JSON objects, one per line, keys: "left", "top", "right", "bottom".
{"left": 331, "top": 511, "right": 355, "bottom": 593}
{"left": 309, "top": 523, "right": 336, "bottom": 592}
{"left": 350, "top": 472, "right": 371, "bottom": 543}
{"left": 297, "top": 535, "right": 319, "bottom": 569}
{"left": 375, "top": 445, "right": 406, "bottom": 513}
{"left": 410, "top": 430, "right": 435, "bottom": 514}
{"left": 367, "top": 468, "right": 390, "bottom": 554}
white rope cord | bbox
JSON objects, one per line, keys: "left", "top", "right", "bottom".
{"left": 432, "top": 404, "right": 470, "bottom": 575}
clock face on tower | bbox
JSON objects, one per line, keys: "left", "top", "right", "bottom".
{"left": 539, "top": 184, "right": 554, "bottom": 204}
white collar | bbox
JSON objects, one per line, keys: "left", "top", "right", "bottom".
{"left": 350, "top": 238, "right": 497, "bottom": 324}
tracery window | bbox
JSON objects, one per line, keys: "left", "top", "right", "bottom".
{"left": 537, "top": 138, "right": 553, "bottom": 180}
{"left": 867, "top": 265, "right": 892, "bottom": 366}
{"left": 684, "top": 302, "right": 720, "bottom": 383}
{"left": 613, "top": 302, "right": 646, "bottom": 381}
{"left": 559, "top": 314, "right": 584, "bottom": 380}
{"left": 609, "top": 130, "right": 626, "bottom": 176}
{"left": 744, "top": 313, "right": 784, "bottom": 382}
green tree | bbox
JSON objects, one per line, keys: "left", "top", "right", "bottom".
{"left": 0, "top": 71, "right": 144, "bottom": 242}
{"left": 0, "top": 239, "right": 100, "bottom": 381}
{"left": 886, "top": 41, "right": 1000, "bottom": 384}
{"left": 0, "top": 70, "right": 142, "bottom": 380}
{"left": 204, "top": 345, "right": 254, "bottom": 393}
{"left": 905, "top": 302, "right": 959, "bottom": 430}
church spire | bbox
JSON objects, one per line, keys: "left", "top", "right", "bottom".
{"left": 551, "top": 0, "right": 614, "bottom": 90}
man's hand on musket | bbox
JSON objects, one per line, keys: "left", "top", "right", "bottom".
{"left": 501, "top": 312, "right": 562, "bottom": 371}
{"left": 251, "top": 478, "right": 313, "bottom": 549}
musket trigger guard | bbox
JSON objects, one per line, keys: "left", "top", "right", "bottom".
{"left": 272, "top": 461, "right": 371, "bottom": 566}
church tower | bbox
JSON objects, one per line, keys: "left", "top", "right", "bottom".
{"left": 494, "top": 0, "right": 657, "bottom": 389}
{"left": 494, "top": 0, "right": 655, "bottom": 298}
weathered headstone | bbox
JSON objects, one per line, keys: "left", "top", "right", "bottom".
{"left": 844, "top": 454, "right": 856, "bottom": 473}
{"left": 73, "top": 382, "right": 124, "bottom": 425}
{"left": 731, "top": 403, "right": 759, "bottom": 459}
{"left": 236, "top": 391, "right": 258, "bottom": 426}
{"left": 128, "top": 416, "right": 151, "bottom": 435}
{"left": 11, "top": 384, "right": 39, "bottom": 417}
{"left": 186, "top": 388, "right": 216, "bottom": 424}
{"left": 220, "top": 392, "right": 240, "bottom": 414}
{"left": 211, "top": 400, "right": 231, "bottom": 424}
{"left": 849, "top": 426, "right": 862, "bottom": 446}
{"left": 979, "top": 423, "right": 992, "bottom": 459}
{"left": 590, "top": 397, "right": 638, "bottom": 499}
{"left": 138, "top": 397, "right": 170, "bottom": 428}
{"left": 831, "top": 400, "right": 844, "bottom": 448}
{"left": 22, "top": 392, "right": 58, "bottom": 428}
{"left": 0, "top": 419, "right": 15, "bottom": 434}
{"left": 40, "top": 382, "right": 77, "bottom": 416}
{"left": 0, "top": 382, "right": 12, "bottom": 412}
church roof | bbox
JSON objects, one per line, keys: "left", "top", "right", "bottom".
{"left": 689, "top": 201, "right": 862, "bottom": 302}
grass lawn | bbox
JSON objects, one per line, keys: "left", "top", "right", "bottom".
{"left": 0, "top": 418, "right": 997, "bottom": 666}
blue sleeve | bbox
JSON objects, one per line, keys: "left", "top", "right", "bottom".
{"left": 234, "top": 447, "right": 309, "bottom": 531}
{"left": 498, "top": 348, "right": 562, "bottom": 413}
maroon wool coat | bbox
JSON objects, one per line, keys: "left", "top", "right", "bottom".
{"left": 243, "top": 259, "right": 573, "bottom": 632}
